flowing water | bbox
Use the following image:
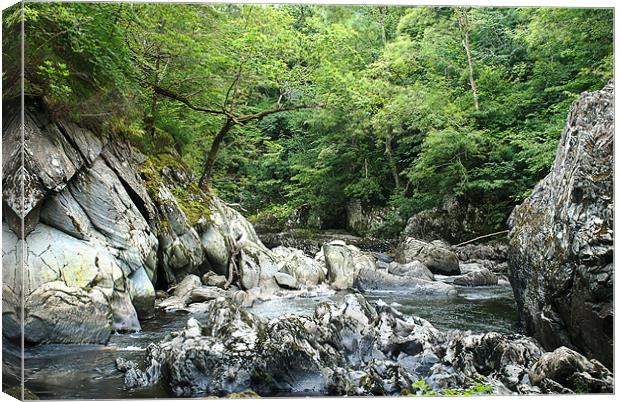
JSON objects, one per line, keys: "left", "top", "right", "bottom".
{"left": 10, "top": 277, "right": 518, "bottom": 399}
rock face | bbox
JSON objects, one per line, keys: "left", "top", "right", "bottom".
{"left": 402, "top": 198, "right": 495, "bottom": 244}
{"left": 1, "top": 100, "right": 281, "bottom": 345}
{"left": 2, "top": 103, "right": 157, "bottom": 342}
{"left": 508, "top": 81, "right": 614, "bottom": 369}
{"left": 344, "top": 200, "right": 388, "bottom": 236}
{"left": 119, "top": 293, "right": 608, "bottom": 396}
{"left": 395, "top": 238, "right": 460, "bottom": 275}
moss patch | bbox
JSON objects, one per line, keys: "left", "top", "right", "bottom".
{"left": 140, "top": 151, "right": 211, "bottom": 227}
{"left": 5, "top": 386, "right": 40, "bottom": 400}
{"left": 224, "top": 390, "right": 260, "bottom": 398}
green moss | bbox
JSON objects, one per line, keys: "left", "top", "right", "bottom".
{"left": 224, "top": 390, "right": 260, "bottom": 398}
{"left": 5, "top": 386, "right": 40, "bottom": 400}
{"left": 170, "top": 185, "right": 211, "bottom": 226}
{"left": 140, "top": 151, "right": 211, "bottom": 227}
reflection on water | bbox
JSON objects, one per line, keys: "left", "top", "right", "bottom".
{"left": 16, "top": 282, "right": 517, "bottom": 399}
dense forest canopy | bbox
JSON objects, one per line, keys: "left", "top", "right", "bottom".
{"left": 2, "top": 3, "right": 613, "bottom": 238}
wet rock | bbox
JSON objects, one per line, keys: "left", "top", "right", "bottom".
{"left": 395, "top": 238, "right": 460, "bottom": 275}
{"left": 275, "top": 246, "right": 326, "bottom": 286}
{"left": 274, "top": 272, "right": 299, "bottom": 289}
{"left": 122, "top": 293, "right": 569, "bottom": 397}
{"left": 453, "top": 268, "right": 498, "bottom": 287}
{"left": 24, "top": 281, "right": 113, "bottom": 344}
{"left": 508, "top": 81, "right": 614, "bottom": 369}
{"left": 354, "top": 268, "right": 456, "bottom": 295}
{"left": 323, "top": 241, "right": 376, "bottom": 290}
{"left": 427, "top": 332, "right": 544, "bottom": 393}
{"left": 529, "top": 347, "right": 613, "bottom": 393}
{"left": 188, "top": 286, "right": 228, "bottom": 304}
{"left": 387, "top": 261, "right": 434, "bottom": 281}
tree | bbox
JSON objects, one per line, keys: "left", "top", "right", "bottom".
{"left": 127, "top": 5, "right": 321, "bottom": 189}
{"left": 456, "top": 8, "right": 479, "bottom": 111}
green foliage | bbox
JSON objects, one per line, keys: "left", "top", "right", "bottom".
{"left": 5, "top": 4, "right": 612, "bottom": 237}
{"left": 401, "top": 379, "right": 494, "bottom": 396}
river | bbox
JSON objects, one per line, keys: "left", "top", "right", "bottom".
{"left": 11, "top": 277, "right": 518, "bottom": 399}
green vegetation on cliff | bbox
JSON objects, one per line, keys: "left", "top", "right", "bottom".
{"left": 3, "top": 3, "right": 612, "bottom": 237}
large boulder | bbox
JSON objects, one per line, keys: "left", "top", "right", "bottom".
{"left": 387, "top": 261, "right": 434, "bottom": 281}
{"left": 508, "top": 81, "right": 614, "bottom": 369}
{"left": 453, "top": 267, "right": 498, "bottom": 287}
{"left": 354, "top": 268, "right": 456, "bottom": 295}
{"left": 402, "top": 197, "right": 495, "bottom": 244}
{"left": 528, "top": 347, "right": 613, "bottom": 393}
{"left": 24, "top": 281, "right": 113, "bottom": 344}
{"left": 395, "top": 238, "right": 460, "bottom": 275}
{"left": 323, "top": 241, "right": 376, "bottom": 290}
{"left": 273, "top": 246, "right": 325, "bottom": 286}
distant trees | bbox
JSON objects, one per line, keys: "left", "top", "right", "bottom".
{"left": 3, "top": 4, "right": 613, "bottom": 235}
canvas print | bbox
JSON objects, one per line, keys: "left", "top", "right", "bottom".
{"left": 1, "top": 1, "right": 614, "bottom": 399}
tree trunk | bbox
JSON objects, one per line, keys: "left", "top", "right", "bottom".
{"left": 199, "top": 118, "right": 235, "bottom": 190}
{"left": 145, "top": 15, "right": 166, "bottom": 139}
{"left": 458, "top": 11, "right": 479, "bottom": 111}
{"left": 385, "top": 134, "right": 400, "bottom": 189}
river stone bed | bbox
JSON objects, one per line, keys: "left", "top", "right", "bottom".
{"left": 14, "top": 280, "right": 518, "bottom": 399}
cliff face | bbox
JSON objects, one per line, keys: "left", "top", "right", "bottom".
{"left": 1, "top": 100, "right": 275, "bottom": 344}
{"left": 508, "top": 81, "right": 614, "bottom": 369}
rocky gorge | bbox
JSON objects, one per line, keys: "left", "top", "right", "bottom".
{"left": 2, "top": 82, "right": 614, "bottom": 398}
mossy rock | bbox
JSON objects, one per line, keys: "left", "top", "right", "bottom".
{"left": 4, "top": 386, "right": 40, "bottom": 400}
{"left": 140, "top": 152, "right": 212, "bottom": 226}
{"left": 224, "top": 390, "right": 260, "bottom": 398}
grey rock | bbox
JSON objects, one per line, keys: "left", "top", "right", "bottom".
{"left": 24, "top": 281, "right": 113, "bottom": 344}
{"left": 274, "top": 272, "right": 299, "bottom": 289}
{"left": 403, "top": 197, "right": 495, "bottom": 244}
{"left": 388, "top": 261, "right": 434, "bottom": 281}
{"left": 188, "top": 286, "right": 228, "bottom": 304}
{"left": 2, "top": 104, "right": 104, "bottom": 226}
{"left": 202, "top": 272, "right": 228, "bottom": 288}
{"left": 354, "top": 268, "right": 456, "bottom": 295}
{"left": 121, "top": 293, "right": 568, "bottom": 396}
{"left": 323, "top": 242, "right": 376, "bottom": 290}
{"left": 508, "top": 81, "right": 614, "bottom": 369}
{"left": 395, "top": 238, "right": 460, "bottom": 275}
{"left": 528, "top": 347, "right": 613, "bottom": 393}
{"left": 276, "top": 246, "right": 325, "bottom": 286}
{"left": 68, "top": 158, "right": 158, "bottom": 283}
{"left": 155, "top": 290, "right": 169, "bottom": 299}
{"left": 171, "top": 274, "right": 202, "bottom": 303}
{"left": 453, "top": 268, "right": 498, "bottom": 287}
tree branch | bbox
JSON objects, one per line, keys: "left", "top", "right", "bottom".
{"left": 153, "top": 85, "right": 226, "bottom": 115}
{"left": 237, "top": 103, "right": 321, "bottom": 123}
